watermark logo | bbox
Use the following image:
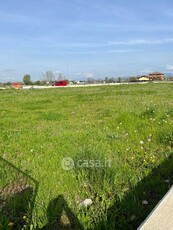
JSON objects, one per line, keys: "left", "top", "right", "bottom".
{"left": 61, "top": 157, "right": 111, "bottom": 170}
{"left": 61, "top": 157, "right": 74, "bottom": 170}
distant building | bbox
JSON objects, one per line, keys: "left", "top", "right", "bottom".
{"left": 78, "top": 81, "right": 86, "bottom": 85}
{"left": 11, "top": 82, "right": 23, "bottom": 89}
{"left": 149, "top": 72, "right": 165, "bottom": 81}
{"left": 138, "top": 76, "right": 150, "bottom": 81}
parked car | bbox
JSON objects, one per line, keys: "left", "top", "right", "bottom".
{"left": 52, "top": 80, "right": 67, "bottom": 86}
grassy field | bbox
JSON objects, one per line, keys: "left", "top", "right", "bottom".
{"left": 0, "top": 83, "right": 173, "bottom": 229}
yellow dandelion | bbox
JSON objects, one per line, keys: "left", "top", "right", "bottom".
{"left": 8, "top": 222, "right": 14, "bottom": 227}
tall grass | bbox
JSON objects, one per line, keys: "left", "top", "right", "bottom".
{"left": 0, "top": 83, "right": 173, "bottom": 229}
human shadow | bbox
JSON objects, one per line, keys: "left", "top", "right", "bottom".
{"left": 0, "top": 157, "right": 83, "bottom": 230}
{"left": 41, "top": 195, "right": 84, "bottom": 230}
{"left": 0, "top": 157, "right": 38, "bottom": 229}
{"left": 94, "top": 152, "right": 173, "bottom": 230}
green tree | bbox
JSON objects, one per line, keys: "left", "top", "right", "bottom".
{"left": 34, "top": 80, "right": 42, "bottom": 86}
{"left": 129, "top": 77, "right": 138, "bottom": 82}
{"left": 23, "top": 74, "right": 31, "bottom": 85}
{"left": 168, "top": 77, "right": 173, "bottom": 81}
{"left": 104, "top": 76, "right": 109, "bottom": 83}
{"left": 117, "top": 77, "right": 122, "bottom": 83}
{"left": 104, "top": 76, "right": 115, "bottom": 83}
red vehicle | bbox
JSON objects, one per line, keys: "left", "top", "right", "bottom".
{"left": 12, "top": 82, "right": 23, "bottom": 89}
{"left": 52, "top": 80, "right": 67, "bottom": 86}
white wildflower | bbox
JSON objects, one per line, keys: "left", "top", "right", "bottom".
{"left": 142, "top": 200, "right": 149, "bottom": 205}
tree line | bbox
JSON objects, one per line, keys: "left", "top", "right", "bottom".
{"left": 22, "top": 71, "right": 68, "bottom": 85}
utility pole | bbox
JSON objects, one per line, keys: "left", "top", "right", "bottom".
{"left": 67, "top": 64, "right": 69, "bottom": 79}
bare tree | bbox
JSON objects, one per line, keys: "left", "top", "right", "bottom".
{"left": 41, "top": 71, "right": 53, "bottom": 83}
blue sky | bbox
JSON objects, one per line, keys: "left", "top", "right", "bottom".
{"left": 0, "top": 0, "right": 173, "bottom": 81}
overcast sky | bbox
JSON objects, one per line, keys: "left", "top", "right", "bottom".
{"left": 0, "top": 0, "right": 173, "bottom": 81}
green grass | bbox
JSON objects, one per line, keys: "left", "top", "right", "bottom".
{"left": 0, "top": 83, "right": 173, "bottom": 229}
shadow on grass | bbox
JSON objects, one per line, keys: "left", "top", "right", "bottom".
{"left": 95, "top": 152, "right": 173, "bottom": 230}
{"left": 0, "top": 157, "right": 38, "bottom": 229}
{"left": 0, "top": 157, "right": 83, "bottom": 230}
{"left": 41, "top": 195, "right": 84, "bottom": 230}
{"left": 2, "top": 152, "right": 173, "bottom": 230}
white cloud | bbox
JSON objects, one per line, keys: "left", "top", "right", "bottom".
{"left": 0, "top": 11, "right": 42, "bottom": 25}
{"left": 54, "top": 70, "right": 60, "bottom": 73}
{"left": 84, "top": 73, "right": 94, "bottom": 78}
{"left": 108, "top": 49, "right": 137, "bottom": 53}
{"left": 35, "top": 37, "right": 173, "bottom": 49}
{"left": 74, "top": 72, "right": 83, "bottom": 76}
{"left": 108, "top": 38, "right": 173, "bottom": 46}
{"left": 73, "top": 72, "right": 94, "bottom": 78}
{"left": 1, "top": 68, "right": 16, "bottom": 73}
{"left": 53, "top": 42, "right": 105, "bottom": 48}
{"left": 139, "top": 68, "right": 152, "bottom": 75}
{"left": 0, "top": 75, "right": 19, "bottom": 82}
{"left": 166, "top": 65, "right": 173, "bottom": 71}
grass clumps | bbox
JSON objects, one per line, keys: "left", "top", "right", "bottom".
{"left": 0, "top": 83, "right": 173, "bottom": 229}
